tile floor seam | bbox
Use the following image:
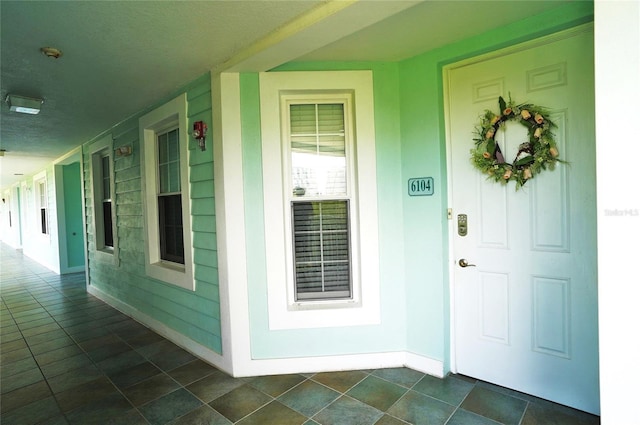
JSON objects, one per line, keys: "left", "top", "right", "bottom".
{"left": 270, "top": 375, "right": 311, "bottom": 400}
{"left": 1, "top": 273, "right": 155, "bottom": 424}
{"left": 83, "top": 357, "right": 165, "bottom": 423}
{"left": 308, "top": 370, "right": 371, "bottom": 395}
{"left": 229, "top": 387, "right": 277, "bottom": 424}
{"left": 516, "top": 400, "right": 531, "bottom": 425}
{"left": 377, "top": 386, "right": 412, "bottom": 423}
{"left": 71, "top": 332, "right": 185, "bottom": 424}
{"left": 2, "top": 283, "right": 73, "bottom": 422}
{"left": 319, "top": 392, "right": 386, "bottom": 424}
{"left": 304, "top": 377, "right": 371, "bottom": 424}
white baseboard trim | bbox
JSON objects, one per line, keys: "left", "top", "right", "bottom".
{"left": 234, "top": 352, "right": 406, "bottom": 378}
{"left": 87, "top": 284, "right": 230, "bottom": 373}
{"left": 232, "top": 351, "right": 445, "bottom": 379}
{"left": 88, "top": 284, "right": 446, "bottom": 380}
{"left": 405, "top": 351, "right": 446, "bottom": 378}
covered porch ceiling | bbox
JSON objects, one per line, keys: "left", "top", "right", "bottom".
{"left": 0, "top": 0, "right": 573, "bottom": 189}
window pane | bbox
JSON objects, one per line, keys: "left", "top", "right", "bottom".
{"left": 317, "top": 104, "right": 345, "bottom": 135}
{"left": 159, "top": 164, "right": 169, "bottom": 193}
{"left": 290, "top": 103, "right": 346, "bottom": 197}
{"left": 168, "top": 162, "right": 180, "bottom": 193}
{"left": 103, "top": 201, "right": 113, "bottom": 248}
{"left": 292, "top": 200, "right": 350, "bottom": 300}
{"left": 101, "top": 156, "right": 111, "bottom": 200}
{"left": 290, "top": 104, "right": 317, "bottom": 134}
{"left": 158, "top": 132, "right": 168, "bottom": 163}
{"left": 168, "top": 129, "right": 179, "bottom": 160}
{"left": 157, "top": 128, "right": 180, "bottom": 194}
{"left": 158, "top": 194, "right": 184, "bottom": 264}
{"left": 40, "top": 208, "right": 47, "bottom": 234}
{"left": 39, "top": 182, "right": 46, "bottom": 206}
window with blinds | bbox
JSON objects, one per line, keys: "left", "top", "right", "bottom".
{"left": 157, "top": 128, "right": 185, "bottom": 264}
{"left": 90, "top": 136, "right": 119, "bottom": 261}
{"left": 288, "top": 102, "right": 352, "bottom": 301}
{"left": 101, "top": 154, "right": 114, "bottom": 248}
{"left": 37, "top": 180, "right": 48, "bottom": 234}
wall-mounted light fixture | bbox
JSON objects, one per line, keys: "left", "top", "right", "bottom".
{"left": 115, "top": 146, "right": 132, "bottom": 157}
{"left": 5, "top": 94, "right": 44, "bottom": 115}
{"left": 193, "top": 121, "right": 208, "bottom": 151}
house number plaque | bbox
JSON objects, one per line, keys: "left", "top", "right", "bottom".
{"left": 408, "top": 177, "right": 434, "bottom": 196}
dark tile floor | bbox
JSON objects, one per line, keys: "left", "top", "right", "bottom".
{"left": 1, "top": 243, "right": 600, "bottom": 425}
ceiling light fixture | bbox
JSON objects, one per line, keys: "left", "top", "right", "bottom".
{"left": 5, "top": 94, "right": 44, "bottom": 114}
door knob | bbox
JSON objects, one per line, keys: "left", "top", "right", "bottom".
{"left": 458, "top": 258, "right": 476, "bottom": 268}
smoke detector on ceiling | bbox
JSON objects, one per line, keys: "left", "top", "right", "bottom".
{"left": 40, "top": 47, "right": 63, "bottom": 59}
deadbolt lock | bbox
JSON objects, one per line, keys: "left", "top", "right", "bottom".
{"left": 457, "top": 214, "right": 468, "bottom": 236}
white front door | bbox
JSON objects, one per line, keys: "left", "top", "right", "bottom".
{"left": 447, "top": 26, "right": 599, "bottom": 414}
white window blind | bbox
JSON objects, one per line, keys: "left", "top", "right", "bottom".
{"left": 290, "top": 103, "right": 347, "bottom": 197}
{"left": 292, "top": 200, "right": 351, "bottom": 300}
{"left": 289, "top": 102, "right": 352, "bottom": 300}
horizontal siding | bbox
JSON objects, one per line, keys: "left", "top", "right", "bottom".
{"left": 82, "top": 72, "right": 222, "bottom": 354}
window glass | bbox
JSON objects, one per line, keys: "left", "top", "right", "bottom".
{"left": 292, "top": 200, "right": 350, "bottom": 300}
{"left": 158, "top": 128, "right": 181, "bottom": 194}
{"left": 100, "top": 153, "right": 113, "bottom": 248}
{"left": 103, "top": 201, "right": 113, "bottom": 248}
{"left": 290, "top": 104, "right": 346, "bottom": 197}
{"left": 38, "top": 181, "right": 47, "bottom": 234}
{"left": 158, "top": 194, "right": 184, "bottom": 264}
{"left": 101, "top": 156, "right": 111, "bottom": 200}
{"left": 289, "top": 102, "right": 351, "bottom": 300}
{"left": 157, "top": 128, "right": 184, "bottom": 264}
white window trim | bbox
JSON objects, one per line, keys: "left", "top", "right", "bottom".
{"left": 33, "top": 170, "right": 49, "bottom": 239}
{"left": 89, "top": 134, "right": 119, "bottom": 265}
{"left": 139, "top": 93, "right": 195, "bottom": 291}
{"left": 260, "top": 70, "right": 380, "bottom": 330}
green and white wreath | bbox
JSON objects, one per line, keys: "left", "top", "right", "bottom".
{"left": 471, "top": 95, "right": 562, "bottom": 189}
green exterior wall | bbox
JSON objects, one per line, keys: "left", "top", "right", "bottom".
{"left": 242, "top": 1, "right": 593, "bottom": 363}
{"left": 70, "top": 0, "right": 592, "bottom": 369}
{"left": 82, "top": 73, "right": 222, "bottom": 354}
{"left": 240, "top": 64, "right": 408, "bottom": 359}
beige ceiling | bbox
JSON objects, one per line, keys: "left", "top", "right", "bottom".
{"left": 0, "top": 0, "right": 571, "bottom": 190}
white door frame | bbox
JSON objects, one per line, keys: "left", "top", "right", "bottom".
{"left": 443, "top": 23, "right": 594, "bottom": 376}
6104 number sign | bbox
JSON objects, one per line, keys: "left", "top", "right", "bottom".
{"left": 408, "top": 177, "right": 434, "bottom": 196}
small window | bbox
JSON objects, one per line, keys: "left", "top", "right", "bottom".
{"left": 90, "top": 134, "right": 118, "bottom": 264}
{"left": 139, "top": 93, "right": 194, "bottom": 290}
{"left": 100, "top": 154, "right": 114, "bottom": 248}
{"left": 259, "top": 70, "right": 381, "bottom": 330}
{"left": 37, "top": 180, "right": 48, "bottom": 235}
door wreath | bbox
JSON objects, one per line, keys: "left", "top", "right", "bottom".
{"left": 471, "top": 95, "right": 562, "bottom": 189}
